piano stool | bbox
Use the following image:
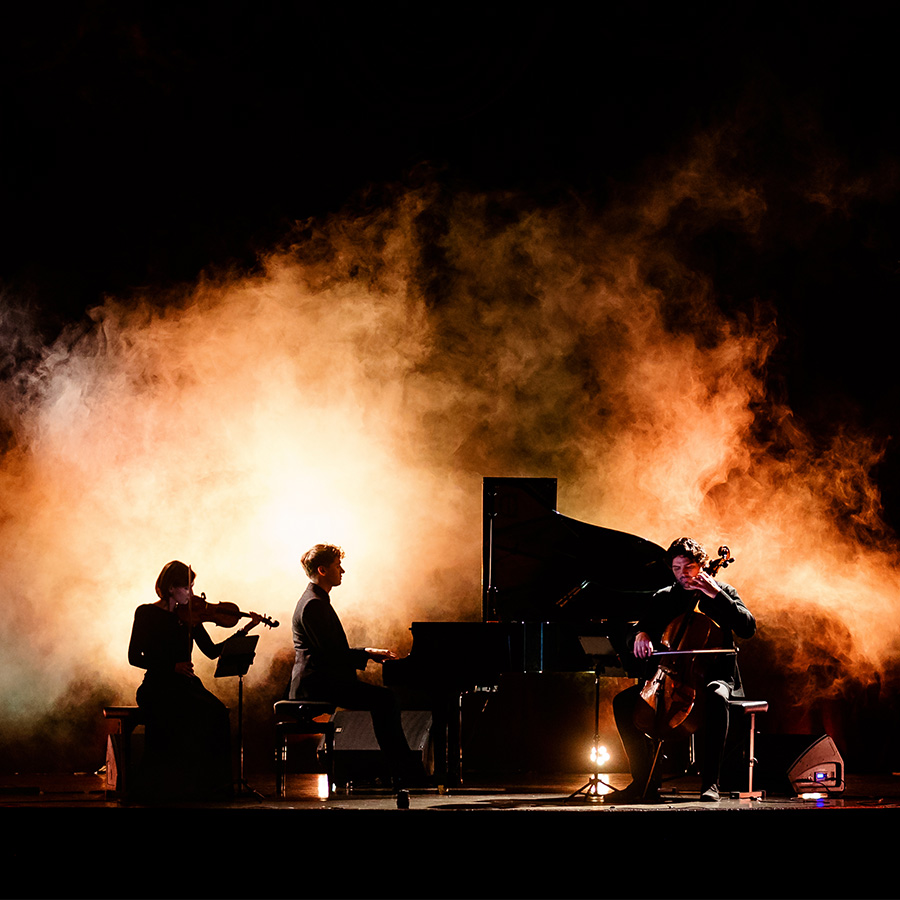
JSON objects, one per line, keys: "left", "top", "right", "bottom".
{"left": 274, "top": 700, "right": 336, "bottom": 799}
{"left": 102, "top": 706, "right": 146, "bottom": 800}
{"left": 727, "top": 699, "right": 768, "bottom": 800}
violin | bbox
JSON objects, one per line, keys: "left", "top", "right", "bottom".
{"left": 632, "top": 546, "right": 736, "bottom": 742}
{"left": 176, "top": 592, "right": 279, "bottom": 632}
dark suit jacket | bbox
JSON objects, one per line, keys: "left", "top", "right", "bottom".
{"left": 289, "top": 582, "right": 369, "bottom": 699}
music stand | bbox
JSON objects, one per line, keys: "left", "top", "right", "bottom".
{"left": 215, "top": 633, "right": 261, "bottom": 798}
{"left": 568, "top": 635, "right": 623, "bottom": 801}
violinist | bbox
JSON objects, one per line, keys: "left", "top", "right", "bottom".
{"left": 290, "top": 544, "right": 415, "bottom": 790}
{"left": 610, "top": 537, "right": 756, "bottom": 803}
{"left": 127, "top": 560, "right": 258, "bottom": 801}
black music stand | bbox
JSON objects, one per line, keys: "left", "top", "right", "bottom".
{"left": 568, "top": 635, "right": 623, "bottom": 801}
{"left": 215, "top": 633, "right": 262, "bottom": 798}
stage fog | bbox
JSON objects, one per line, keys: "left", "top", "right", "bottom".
{"left": 2, "top": 123, "right": 899, "bottom": 774}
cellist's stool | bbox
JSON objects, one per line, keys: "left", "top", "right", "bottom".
{"left": 274, "top": 700, "right": 336, "bottom": 799}
{"left": 727, "top": 699, "right": 768, "bottom": 800}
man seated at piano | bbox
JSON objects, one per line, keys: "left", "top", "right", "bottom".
{"left": 610, "top": 537, "right": 756, "bottom": 803}
{"left": 289, "top": 543, "right": 415, "bottom": 789}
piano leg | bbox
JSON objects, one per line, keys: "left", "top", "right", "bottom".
{"left": 430, "top": 687, "right": 498, "bottom": 790}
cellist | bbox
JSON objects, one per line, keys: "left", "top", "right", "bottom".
{"left": 610, "top": 537, "right": 756, "bottom": 803}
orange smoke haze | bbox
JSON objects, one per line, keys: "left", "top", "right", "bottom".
{"left": 1, "top": 135, "right": 898, "bottom": 761}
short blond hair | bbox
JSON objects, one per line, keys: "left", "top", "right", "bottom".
{"left": 301, "top": 544, "right": 344, "bottom": 578}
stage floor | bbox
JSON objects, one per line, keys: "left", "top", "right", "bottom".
{"left": 2, "top": 769, "right": 899, "bottom": 811}
{"left": 5, "top": 770, "right": 898, "bottom": 899}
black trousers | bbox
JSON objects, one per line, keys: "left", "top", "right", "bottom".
{"left": 612, "top": 681, "right": 730, "bottom": 791}
{"left": 295, "top": 677, "right": 413, "bottom": 779}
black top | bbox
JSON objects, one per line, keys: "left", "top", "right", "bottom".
{"left": 128, "top": 603, "right": 220, "bottom": 682}
{"left": 290, "top": 582, "right": 369, "bottom": 698}
{"left": 631, "top": 580, "right": 756, "bottom": 696}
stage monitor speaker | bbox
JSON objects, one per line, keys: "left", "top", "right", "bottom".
{"left": 786, "top": 733, "right": 844, "bottom": 794}
{"left": 735, "top": 733, "right": 845, "bottom": 796}
{"left": 323, "top": 710, "right": 433, "bottom": 785}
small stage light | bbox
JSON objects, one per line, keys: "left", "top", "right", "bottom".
{"left": 317, "top": 773, "right": 331, "bottom": 800}
{"left": 590, "top": 744, "right": 611, "bottom": 767}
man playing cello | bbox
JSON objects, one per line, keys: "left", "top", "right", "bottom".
{"left": 610, "top": 537, "right": 756, "bottom": 802}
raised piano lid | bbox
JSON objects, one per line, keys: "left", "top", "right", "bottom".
{"left": 484, "top": 508, "right": 672, "bottom": 623}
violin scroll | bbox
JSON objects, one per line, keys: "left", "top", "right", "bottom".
{"left": 239, "top": 610, "right": 280, "bottom": 631}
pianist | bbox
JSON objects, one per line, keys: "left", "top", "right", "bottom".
{"left": 289, "top": 543, "right": 414, "bottom": 787}
{"left": 610, "top": 536, "right": 756, "bottom": 803}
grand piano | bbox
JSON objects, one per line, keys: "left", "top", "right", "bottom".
{"left": 383, "top": 477, "right": 674, "bottom": 784}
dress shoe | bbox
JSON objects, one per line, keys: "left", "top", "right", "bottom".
{"left": 607, "top": 783, "right": 662, "bottom": 804}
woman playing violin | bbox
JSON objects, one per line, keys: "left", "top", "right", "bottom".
{"left": 127, "top": 560, "right": 258, "bottom": 801}
{"left": 610, "top": 537, "right": 756, "bottom": 803}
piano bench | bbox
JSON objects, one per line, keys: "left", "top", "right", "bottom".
{"left": 274, "top": 701, "right": 336, "bottom": 799}
{"left": 727, "top": 699, "right": 768, "bottom": 800}
{"left": 103, "top": 706, "right": 146, "bottom": 800}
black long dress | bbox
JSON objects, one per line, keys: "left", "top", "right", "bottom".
{"left": 128, "top": 603, "right": 233, "bottom": 801}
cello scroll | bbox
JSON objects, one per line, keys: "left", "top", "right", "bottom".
{"left": 705, "top": 545, "right": 734, "bottom": 578}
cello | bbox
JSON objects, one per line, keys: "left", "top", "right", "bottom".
{"left": 631, "top": 546, "right": 737, "bottom": 785}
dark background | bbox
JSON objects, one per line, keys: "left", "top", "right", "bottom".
{"left": 3, "top": 4, "right": 897, "bottom": 515}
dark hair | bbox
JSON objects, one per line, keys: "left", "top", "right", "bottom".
{"left": 155, "top": 560, "right": 196, "bottom": 599}
{"left": 301, "top": 544, "right": 344, "bottom": 578}
{"left": 665, "top": 537, "right": 709, "bottom": 567}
